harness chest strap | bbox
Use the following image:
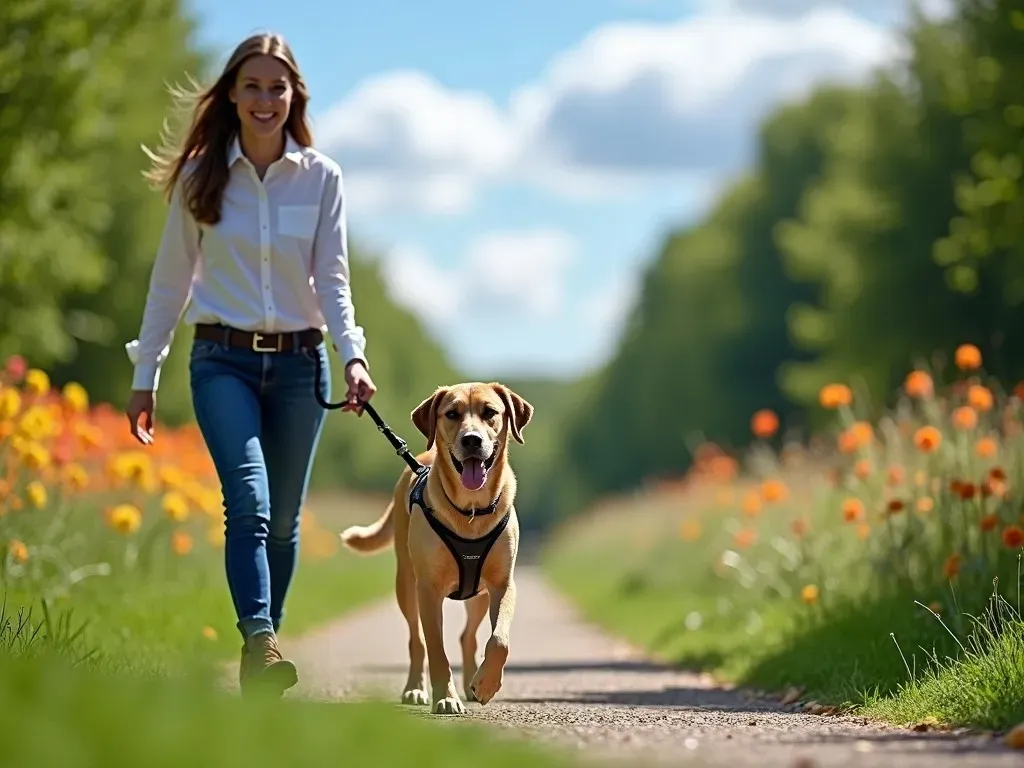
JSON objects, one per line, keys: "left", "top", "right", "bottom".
{"left": 408, "top": 468, "right": 510, "bottom": 601}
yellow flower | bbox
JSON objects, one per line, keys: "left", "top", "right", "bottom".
{"left": 25, "top": 481, "right": 47, "bottom": 509}
{"left": 158, "top": 465, "right": 185, "bottom": 491}
{"left": 106, "top": 504, "right": 142, "bottom": 535}
{"left": 161, "top": 491, "right": 190, "bottom": 523}
{"left": 61, "top": 463, "right": 89, "bottom": 491}
{"left": 21, "top": 442, "right": 51, "bottom": 472}
{"left": 202, "top": 626, "right": 219, "bottom": 641}
{"left": 17, "top": 405, "right": 56, "bottom": 441}
{"left": 60, "top": 382, "right": 89, "bottom": 414}
{"left": 801, "top": 584, "right": 820, "bottom": 605}
{"left": 24, "top": 369, "right": 50, "bottom": 396}
{"left": 7, "top": 539, "right": 28, "bottom": 564}
{"left": 171, "top": 530, "right": 193, "bottom": 556}
{"left": 0, "top": 388, "right": 21, "bottom": 420}
{"left": 108, "top": 452, "right": 153, "bottom": 488}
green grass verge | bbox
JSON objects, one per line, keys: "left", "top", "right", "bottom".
{"left": 540, "top": 493, "right": 1024, "bottom": 732}
{"left": 0, "top": 652, "right": 583, "bottom": 768}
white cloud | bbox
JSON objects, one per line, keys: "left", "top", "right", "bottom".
{"left": 379, "top": 230, "right": 578, "bottom": 331}
{"left": 315, "top": 4, "right": 916, "bottom": 212}
{"left": 700, "top": 0, "right": 953, "bottom": 20}
{"left": 313, "top": 71, "right": 515, "bottom": 215}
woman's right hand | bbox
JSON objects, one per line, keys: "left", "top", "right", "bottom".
{"left": 126, "top": 390, "right": 156, "bottom": 445}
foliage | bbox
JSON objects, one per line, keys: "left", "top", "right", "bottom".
{"left": 544, "top": 343, "right": 1024, "bottom": 729}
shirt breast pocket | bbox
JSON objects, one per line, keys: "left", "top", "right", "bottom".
{"left": 277, "top": 204, "right": 320, "bottom": 241}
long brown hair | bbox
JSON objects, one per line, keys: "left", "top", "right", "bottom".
{"left": 142, "top": 33, "right": 314, "bottom": 225}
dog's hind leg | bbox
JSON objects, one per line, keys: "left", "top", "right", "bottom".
{"left": 396, "top": 559, "right": 429, "bottom": 705}
{"left": 460, "top": 591, "right": 489, "bottom": 702}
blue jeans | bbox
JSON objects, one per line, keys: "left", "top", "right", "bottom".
{"left": 189, "top": 333, "right": 330, "bottom": 641}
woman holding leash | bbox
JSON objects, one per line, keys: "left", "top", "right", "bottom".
{"left": 124, "top": 32, "right": 376, "bottom": 697}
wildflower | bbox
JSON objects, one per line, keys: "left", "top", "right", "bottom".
{"left": 24, "top": 369, "right": 50, "bottom": 396}
{"left": 976, "top": 436, "right": 998, "bottom": 458}
{"left": 887, "top": 465, "right": 904, "bottom": 487}
{"left": 801, "top": 584, "right": 819, "bottom": 605}
{"left": 914, "top": 469, "right": 928, "bottom": 487}
{"left": 913, "top": 426, "right": 942, "bottom": 453}
{"left": 819, "top": 383, "right": 853, "bottom": 409}
{"left": 1003, "top": 526, "right": 1024, "bottom": 549}
{"left": 171, "top": 531, "right": 193, "bottom": 556}
{"left": 841, "top": 498, "right": 865, "bottom": 523}
{"left": 887, "top": 499, "right": 905, "bottom": 515}
{"left": 106, "top": 504, "right": 142, "bottom": 535}
{"left": 951, "top": 406, "right": 978, "bottom": 431}
{"left": 4, "top": 355, "right": 26, "bottom": 383}
{"left": 943, "top": 553, "right": 961, "bottom": 579}
{"left": 854, "top": 459, "right": 872, "bottom": 480}
{"left": 61, "top": 463, "right": 88, "bottom": 491}
{"left": 916, "top": 497, "right": 934, "bottom": 514}
{"left": 60, "top": 382, "right": 89, "bottom": 415}
{"left": 980, "top": 514, "right": 1000, "bottom": 532}
{"left": 680, "top": 519, "right": 702, "bottom": 542}
{"left": 25, "top": 481, "right": 46, "bottom": 509}
{"left": 21, "top": 442, "right": 50, "bottom": 471}
{"left": 733, "top": 528, "right": 757, "bottom": 549}
{"left": 161, "top": 491, "right": 190, "bottom": 523}
{"left": 967, "top": 384, "right": 994, "bottom": 412}
{"left": 904, "top": 370, "right": 934, "bottom": 398}
{"left": 0, "top": 388, "right": 21, "bottom": 420}
{"left": 750, "top": 409, "right": 779, "bottom": 439}
{"left": 856, "top": 523, "right": 871, "bottom": 540}
{"left": 954, "top": 343, "right": 982, "bottom": 371}
{"left": 7, "top": 539, "right": 28, "bottom": 564}
{"left": 760, "top": 479, "right": 788, "bottom": 504}
{"left": 202, "top": 626, "right": 218, "bottom": 641}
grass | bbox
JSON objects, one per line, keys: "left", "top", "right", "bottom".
{"left": 541, "top": 352, "right": 1024, "bottom": 733}
{"left": 0, "top": 651, "right": 584, "bottom": 768}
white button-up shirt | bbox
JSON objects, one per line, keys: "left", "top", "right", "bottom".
{"left": 126, "top": 132, "right": 368, "bottom": 391}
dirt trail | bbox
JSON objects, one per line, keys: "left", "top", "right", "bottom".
{"left": 283, "top": 565, "right": 1020, "bottom": 767}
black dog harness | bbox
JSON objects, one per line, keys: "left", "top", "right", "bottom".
{"left": 408, "top": 468, "right": 510, "bottom": 601}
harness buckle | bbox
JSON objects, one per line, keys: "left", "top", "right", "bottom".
{"left": 252, "top": 332, "right": 281, "bottom": 353}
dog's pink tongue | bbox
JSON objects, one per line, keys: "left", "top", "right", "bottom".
{"left": 461, "top": 458, "right": 486, "bottom": 491}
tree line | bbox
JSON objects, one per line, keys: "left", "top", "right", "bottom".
{"left": 516, "top": 0, "right": 1024, "bottom": 529}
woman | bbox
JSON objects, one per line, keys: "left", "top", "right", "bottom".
{"left": 124, "top": 32, "right": 376, "bottom": 697}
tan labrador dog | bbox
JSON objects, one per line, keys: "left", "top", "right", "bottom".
{"left": 339, "top": 382, "right": 534, "bottom": 715}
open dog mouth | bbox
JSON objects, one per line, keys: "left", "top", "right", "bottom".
{"left": 449, "top": 448, "right": 496, "bottom": 492}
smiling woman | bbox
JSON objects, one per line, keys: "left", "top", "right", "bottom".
{"left": 123, "top": 32, "right": 379, "bottom": 700}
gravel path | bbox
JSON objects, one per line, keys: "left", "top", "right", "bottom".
{"left": 283, "top": 565, "right": 1021, "bottom": 767}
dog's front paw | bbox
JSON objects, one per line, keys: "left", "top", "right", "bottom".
{"left": 432, "top": 696, "right": 466, "bottom": 715}
{"left": 469, "top": 642, "right": 508, "bottom": 705}
{"left": 401, "top": 688, "right": 430, "bottom": 706}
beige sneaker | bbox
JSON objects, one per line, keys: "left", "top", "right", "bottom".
{"left": 239, "top": 631, "right": 298, "bottom": 697}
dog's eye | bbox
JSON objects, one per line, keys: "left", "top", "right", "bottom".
{"left": 444, "top": 410, "right": 460, "bottom": 421}
{"left": 482, "top": 407, "right": 498, "bottom": 420}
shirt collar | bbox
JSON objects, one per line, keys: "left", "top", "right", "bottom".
{"left": 227, "top": 131, "right": 305, "bottom": 167}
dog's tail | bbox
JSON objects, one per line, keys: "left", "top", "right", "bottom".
{"left": 339, "top": 499, "right": 396, "bottom": 555}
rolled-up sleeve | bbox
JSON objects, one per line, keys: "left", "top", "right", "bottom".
{"left": 125, "top": 179, "right": 200, "bottom": 391}
{"left": 311, "top": 165, "right": 369, "bottom": 369}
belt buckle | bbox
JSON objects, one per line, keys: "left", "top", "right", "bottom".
{"left": 252, "top": 332, "right": 280, "bottom": 353}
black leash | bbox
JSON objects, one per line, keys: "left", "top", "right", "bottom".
{"left": 311, "top": 350, "right": 425, "bottom": 474}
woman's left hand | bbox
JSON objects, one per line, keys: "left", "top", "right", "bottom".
{"left": 343, "top": 360, "right": 377, "bottom": 415}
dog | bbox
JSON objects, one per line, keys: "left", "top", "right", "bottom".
{"left": 339, "top": 382, "right": 534, "bottom": 715}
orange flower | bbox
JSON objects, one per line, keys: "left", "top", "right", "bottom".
{"left": 171, "top": 531, "right": 193, "bottom": 556}
{"left": 887, "top": 465, "right": 904, "bottom": 487}
{"left": 953, "top": 480, "right": 977, "bottom": 500}
{"left": 854, "top": 459, "right": 872, "bottom": 480}
{"left": 741, "top": 490, "right": 762, "bottom": 518}
{"left": 955, "top": 343, "right": 982, "bottom": 371}
{"left": 951, "top": 406, "right": 978, "bottom": 431}
{"left": 819, "top": 383, "right": 853, "bottom": 409}
{"left": 967, "top": 385, "right": 994, "bottom": 412}
{"left": 750, "top": 409, "right": 779, "bottom": 439}
{"left": 800, "top": 584, "right": 819, "bottom": 605}
{"left": 733, "top": 528, "right": 757, "bottom": 549}
{"left": 7, "top": 539, "right": 28, "bottom": 564}
{"left": 913, "top": 426, "right": 942, "bottom": 453}
{"left": 679, "top": 519, "right": 702, "bottom": 542}
{"left": 980, "top": 513, "right": 1000, "bottom": 532}
{"left": 887, "top": 499, "right": 905, "bottom": 515}
{"left": 916, "top": 497, "right": 934, "bottom": 513}
{"left": 904, "top": 370, "right": 934, "bottom": 398}
{"left": 837, "top": 429, "right": 861, "bottom": 454}
{"left": 976, "top": 436, "right": 998, "bottom": 458}
{"left": 760, "top": 479, "right": 788, "bottom": 504}
{"left": 1003, "top": 526, "right": 1024, "bottom": 549}
{"left": 841, "top": 498, "right": 865, "bottom": 523}
{"left": 856, "top": 523, "right": 871, "bottom": 540}
{"left": 943, "top": 553, "right": 961, "bottom": 579}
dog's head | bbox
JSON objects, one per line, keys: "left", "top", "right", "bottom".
{"left": 411, "top": 382, "right": 534, "bottom": 492}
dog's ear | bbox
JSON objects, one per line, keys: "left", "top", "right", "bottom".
{"left": 411, "top": 387, "right": 448, "bottom": 449}
{"left": 492, "top": 384, "right": 534, "bottom": 445}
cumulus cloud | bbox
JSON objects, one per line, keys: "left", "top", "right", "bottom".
{"left": 701, "top": 0, "right": 954, "bottom": 21}
{"left": 379, "top": 230, "right": 578, "bottom": 331}
{"left": 316, "top": 4, "right": 910, "bottom": 212}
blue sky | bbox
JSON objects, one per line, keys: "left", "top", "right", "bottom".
{"left": 188, "top": 0, "right": 939, "bottom": 379}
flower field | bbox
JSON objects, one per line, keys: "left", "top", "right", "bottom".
{"left": 0, "top": 354, "right": 391, "bottom": 674}
{"left": 543, "top": 343, "right": 1024, "bottom": 730}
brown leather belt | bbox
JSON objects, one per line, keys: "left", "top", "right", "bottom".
{"left": 194, "top": 323, "right": 323, "bottom": 353}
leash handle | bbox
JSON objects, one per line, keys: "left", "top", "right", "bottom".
{"left": 312, "top": 349, "right": 425, "bottom": 474}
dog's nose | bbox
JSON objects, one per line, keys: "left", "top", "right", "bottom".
{"left": 461, "top": 433, "right": 483, "bottom": 450}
